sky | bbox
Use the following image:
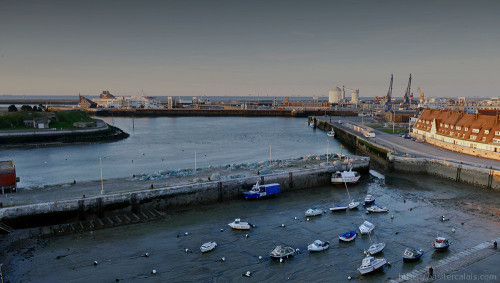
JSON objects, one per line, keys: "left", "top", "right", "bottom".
{"left": 1, "top": 0, "right": 499, "bottom": 98}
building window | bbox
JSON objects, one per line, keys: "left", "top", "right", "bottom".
{"left": 482, "top": 137, "right": 487, "bottom": 142}
{"left": 494, "top": 138, "right": 500, "bottom": 144}
{"left": 445, "top": 124, "right": 449, "bottom": 128}
{"left": 496, "top": 131, "right": 500, "bottom": 135}
{"left": 451, "top": 125, "right": 454, "bottom": 129}
{"left": 485, "top": 130, "right": 489, "bottom": 134}
{"left": 456, "top": 126, "right": 462, "bottom": 130}
{"left": 440, "top": 123, "right": 443, "bottom": 127}
{"left": 450, "top": 131, "right": 454, "bottom": 136}
{"left": 470, "top": 135, "right": 477, "bottom": 140}
{"left": 465, "top": 127, "right": 469, "bottom": 131}
{"left": 472, "top": 128, "right": 479, "bottom": 133}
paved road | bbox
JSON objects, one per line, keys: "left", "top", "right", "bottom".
{"left": 316, "top": 116, "right": 500, "bottom": 170}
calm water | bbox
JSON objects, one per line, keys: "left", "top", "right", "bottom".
{"left": 6, "top": 173, "right": 500, "bottom": 282}
{"left": 2, "top": 117, "right": 348, "bottom": 188}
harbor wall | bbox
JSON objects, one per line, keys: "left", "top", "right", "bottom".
{"left": 388, "top": 154, "right": 500, "bottom": 190}
{"left": 0, "top": 160, "right": 370, "bottom": 228}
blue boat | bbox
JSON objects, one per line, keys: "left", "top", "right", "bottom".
{"left": 364, "top": 194, "right": 375, "bottom": 205}
{"left": 432, "top": 237, "right": 450, "bottom": 251}
{"left": 243, "top": 182, "right": 280, "bottom": 199}
{"left": 402, "top": 248, "right": 424, "bottom": 262}
{"left": 339, "top": 230, "right": 357, "bottom": 242}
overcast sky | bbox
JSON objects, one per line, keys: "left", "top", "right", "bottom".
{"left": 1, "top": 0, "right": 499, "bottom": 98}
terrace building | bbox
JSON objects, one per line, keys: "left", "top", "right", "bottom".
{"left": 412, "top": 109, "right": 500, "bottom": 160}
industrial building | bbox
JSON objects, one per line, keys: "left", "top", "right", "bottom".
{"left": 328, "top": 85, "right": 359, "bottom": 104}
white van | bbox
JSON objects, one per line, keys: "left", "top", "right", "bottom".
{"left": 364, "top": 132, "right": 376, "bottom": 138}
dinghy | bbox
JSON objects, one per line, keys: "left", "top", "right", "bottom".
{"left": 403, "top": 248, "right": 424, "bottom": 262}
{"left": 366, "top": 242, "right": 385, "bottom": 255}
{"left": 305, "top": 207, "right": 323, "bottom": 217}
{"left": 269, "top": 245, "right": 295, "bottom": 260}
{"left": 200, "top": 241, "right": 217, "bottom": 253}
{"left": 228, "top": 218, "right": 251, "bottom": 230}
{"left": 366, "top": 205, "right": 388, "bottom": 213}
{"left": 359, "top": 221, "right": 375, "bottom": 234}
{"left": 330, "top": 205, "right": 347, "bottom": 212}
{"left": 339, "top": 230, "right": 357, "bottom": 242}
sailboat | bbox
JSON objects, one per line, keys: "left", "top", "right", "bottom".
{"left": 343, "top": 175, "right": 360, "bottom": 209}
{"left": 364, "top": 228, "right": 385, "bottom": 255}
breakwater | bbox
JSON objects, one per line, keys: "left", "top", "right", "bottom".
{"left": 0, "top": 160, "right": 369, "bottom": 228}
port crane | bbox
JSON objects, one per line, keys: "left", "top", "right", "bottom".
{"left": 384, "top": 74, "right": 393, "bottom": 112}
{"left": 400, "top": 74, "right": 412, "bottom": 109}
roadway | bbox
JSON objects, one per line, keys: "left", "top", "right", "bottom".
{"left": 316, "top": 116, "right": 500, "bottom": 170}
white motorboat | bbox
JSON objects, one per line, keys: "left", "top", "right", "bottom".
{"left": 308, "top": 240, "right": 330, "bottom": 252}
{"left": 364, "top": 194, "right": 375, "bottom": 205}
{"left": 200, "top": 241, "right": 217, "bottom": 253}
{"left": 366, "top": 242, "right": 385, "bottom": 255}
{"left": 432, "top": 237, "right": 450, "bottom": 251}
{"left": 366, "top": 205, "right": 388, "bottom": 213}
{"left": 327, "top": 129, "right": 335, "bottom": 137}
{"left": 329, "top": 205, "right": 347, "bottom": 212}
{"left": 228, "top": 218, "right": 251, "bottom": 230}
{"left": 359, "top": 221, "right": 375, "bottom": 234}
{"left": 357, "top": 256, "right": 387, "bottom": 274}
{"left": 348, "top": 201, "right": 360, "bottom": 209}
{"left": 269, "top": 245, "right": 295, "bottom": 260}
{"left": 305, "top": 207, "right": 323, "bottom": 217}
{"left": 331, "top": 169, "right": 361, "bottom": 184}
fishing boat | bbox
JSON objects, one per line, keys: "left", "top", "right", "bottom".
{"left": 402, "top": 248, "right": 424, "bottom": 262}
{"left": 432, "top": 237, "right": 450, "bottom": 251}
{"left": 327, "top": 129, "right": 335, "bottom": 137}
{"left": 331, "top": 169, "right": 361, "bottom": 185}
{"left": 357, "top": 256, "right": 387, "bottom": 274}
{"left": 228, "top": 218, "right": 251, "bottom": 230}
{"left": 269, "top": 245, "right": 295, "bottom": 260}
{"left": 366, "top": 205, "right": 388, "bottom": 213}
{"left": 329, "top": 205, "right": 348, "bottom": 212}
{"left": 364, "top": 194, "right": 375, "bottom": 205}
{"left": 348, "top": 201, "right": 360, "bottom": 209}
{"left": 308, "top": 240, "right": 330, "bottom": 252}
{"left": 366, "top": 242, "right": 385, "bottom": 255}
{"left": 243, "top": 182, "right": 280, "bottom": 199}
{"left": 359, "top": 221, "right": 375, "bottom": 234}
{"left": 339, "top": 230, "right": 357, "bottom": 242}
{"left": 305, "top": 207, "right": 323, "bottom": 217}
{"left": 200, "top": 241, "right": 217, "bottom": 253}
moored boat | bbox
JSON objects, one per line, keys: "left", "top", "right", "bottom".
{"left": 348, "top": 201, "right": 360, "bottom": 209}
{"left": 327, "top": 129, "right": 335, "bottom": 137}
{"left": 331, "top": 169, "right": 361, "bottom": 184}
{"left": 200, "top": 241, "right": 217, "bottom": 253}
{"left": 432, "top": 237, "right": 450, "bottom": 251}
{"left": 330, "top": 205, "right": 348, "bottom": 212}
{"left": 228, "top": 218, "right": 251, "bottom": 230}
{"left": 402, "top": 248, "right": 424, "bottom": 262}
{"left": 243, "top": 182, "right": 280, "bottom": 199}
{"left": 308, "top": 240, "right": 330, "bottom": 252}
{"left": 305, "top": 207, "right": 323, "bottom": 217}
{"left": 366, "top": 242, "right": 385, "bottom": 255}
{"left": 366, "top": 205, "right": 388, "bottom": 213}
{"left": 269, "top": 245, "right": 295, "bottom": 260}
{"left": 364, "top": 194, "right": 375, "bottom": 205}
{"left": 359, "top": 221, "right": 375, "bottom": 234}
{"left": 357, "top": 256, "right": 387, "bottom": 274}
{"left": 339, "top": 230, "right": 357, "bottom": 242}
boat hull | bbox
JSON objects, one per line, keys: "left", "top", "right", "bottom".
{"left": 357, "top": 260, "right": 386, "bottom": 274}
{"left": 434, "top": 245, "right": 450, "bottom": 251}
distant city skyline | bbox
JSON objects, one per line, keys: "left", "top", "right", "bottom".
{"left": 1, "top": 0, "right": 499, "bottom": 98}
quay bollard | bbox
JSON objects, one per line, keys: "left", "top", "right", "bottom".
{"left": 428, "top": 267, "right": 433, "bottom": 277}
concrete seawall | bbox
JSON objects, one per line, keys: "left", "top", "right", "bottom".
{"left": 0, "top": 160, "right": 369, "bottom": 228}
{"left": 389, "top": 154, "right": 500, "bottom": 190}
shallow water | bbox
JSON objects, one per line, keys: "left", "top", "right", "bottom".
{"left": 7, "top": 173, "right": 500, "bottom": 282}
{"left": 2, "top": 117, "right": 348, "bottom": 188}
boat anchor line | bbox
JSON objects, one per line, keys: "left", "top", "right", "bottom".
{"left": 390, "top": 237, "right": 500, "bottom": 282}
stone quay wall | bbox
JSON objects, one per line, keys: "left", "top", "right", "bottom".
{"left": 0, "top": 160, "right": 370, "bottom": 228}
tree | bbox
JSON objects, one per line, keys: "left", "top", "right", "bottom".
{"left": 8, "top": 104, "right": 18, "bottom": 112}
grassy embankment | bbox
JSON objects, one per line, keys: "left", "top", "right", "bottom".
{"left": 0, "top": 111, "right": 95, "bottom": 130}
{"left": 367, "top": 123, "right": 409, "bottom": 135}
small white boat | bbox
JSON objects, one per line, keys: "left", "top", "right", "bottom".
{"left": 309, "top": 121, "right": 314, "bottom": 127}
{"left": 329, "top": 205, "right": 347, "bottom": 212}
{"left": 200, "top": 241, "right": 217, "bottom": 253}
{"left": 269, "top": 245, "right": 295, "bottom": 260}
{"left": 348, "top": 201, "right": 360, "bottom": 209}
{"left": 308, "top": 240, "right": 330, "bottom": 252}
{"left": 364, "top": 194, "right": 375, "bottom": 205}
{"left": 331, "top": 169, "right": 361, "bottom": 184}
{"left": 228, "top": 218, "right": 251, "bottom": 230}
{"left": 366, "top": 242, "right": 385, "bottom": 255}
{"left": 359, "top": 221, "right": 375, "bottom": 234}
{"left": 366, "top": 205, "right": 388, "bottom": 213}
{"left": 357, "top": 256, "right": 387, "bottom": 274}
{"left": 305, "top": 207, "right": 323, "bottom": 217}
{"left": 432, "top": 237, "right": 450, "bottom": 251}
{"left": 327, "top": 129, "right": 335, "bottom": 137}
